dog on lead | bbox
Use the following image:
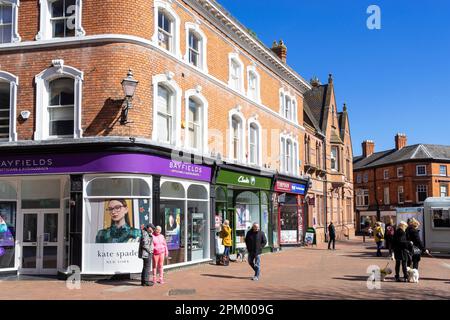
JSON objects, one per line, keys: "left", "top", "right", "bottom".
{"left": 236, "top": 248, "right": 247, "bottom": 262}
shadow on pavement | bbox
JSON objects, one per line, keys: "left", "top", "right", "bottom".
{"left": 96, "top": 280, "right": 142, "bottom": 287}
{"left": 201, "top": 274, "right": 251, "bottom": 280}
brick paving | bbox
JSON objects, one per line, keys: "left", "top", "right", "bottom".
{"left": 1, "top": 237, "right": 449, "bottom": 300}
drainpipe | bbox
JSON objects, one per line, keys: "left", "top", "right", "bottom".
{"left": 323, "top": 136, "right": 328, "bottom": 243}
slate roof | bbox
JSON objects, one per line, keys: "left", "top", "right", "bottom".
{"left": 353, "top": 144, "right": 450, "bottom": 170}
{"left": 303, "top": 84, "right": 328, "bottom": 131}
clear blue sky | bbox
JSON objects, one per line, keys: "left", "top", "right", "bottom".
{"left": 217, "top": 0, "right": 450, "bottom": 156}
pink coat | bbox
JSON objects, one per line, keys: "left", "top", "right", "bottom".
{"left": 152, "top": 233, "right": 169, "bottom": 256}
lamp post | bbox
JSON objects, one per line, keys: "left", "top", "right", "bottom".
{"left": 120, "top": 69, "right": 139, "bottom": 125}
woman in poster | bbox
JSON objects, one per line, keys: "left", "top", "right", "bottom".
{"left": 95, "top": 199, "right": 141, "bottom": 243}
{"left": 166, "top": 211, "right": 178, "bottom": 231}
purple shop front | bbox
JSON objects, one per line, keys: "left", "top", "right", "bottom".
{"left": 0, "top": 153, "right": 212, "bottom": 182}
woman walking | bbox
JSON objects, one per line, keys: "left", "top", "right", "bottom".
{"left": 220, "top": 220, "right": 232, "bottom": 266}
{"left": 384, "top": 219, "right": 395, "bottom": 257}
{"left": 152, "top": 226, "right": 169, "bottom": 284}
{"left": 374, "top": 222, "right": 384, "bottom": 257}
{"left": 393, "top": 221, "right": 410, "bottom": 282}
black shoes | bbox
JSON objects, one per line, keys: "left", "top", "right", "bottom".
{"left": 141, "top": 282, "right": 154, "bottom": 286}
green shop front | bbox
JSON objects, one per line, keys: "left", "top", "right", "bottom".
{"left": 213, "top": 167, "right": 277, "bottom": 255}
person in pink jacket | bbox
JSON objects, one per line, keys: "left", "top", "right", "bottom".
{"left": 152, "top": 226, "right": 169, "bottom": 284}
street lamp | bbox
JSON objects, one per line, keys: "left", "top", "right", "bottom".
{"left": 120, "top": 69, "right": 139, "bottom": 125}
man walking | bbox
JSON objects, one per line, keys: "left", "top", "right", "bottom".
{"left": 328, "top": 221, "right": 336, "bottom": 250}
{"left": 138, "top": 223, "right": 155, "bottom": 286}
{"left": 245, "top": 223, "right": 267, "bottom": 281}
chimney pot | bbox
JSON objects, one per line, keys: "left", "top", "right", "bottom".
{"left": 271, "top": 39, "right": 287, "bottom": 63}
{"left": 395, "top": 133, "right": 407, "bottom": 150}
{"left": 362, "top": 140, "right": 375, "bottom": 158}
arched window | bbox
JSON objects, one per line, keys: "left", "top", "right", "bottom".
{"left": 153, "top": 1, "right": 180, "bottom": 56}
{"left": 34, "top": 60, "right": 83, "bottom": 140}
{"left": 229, "top": 110, "right": 245, "bottom": 163}
{"left": 184, "top": 23, "right": 208, "bottom": 71}
{"left": 280, "top": 134, "right": 299, "bottom": 176}
{"left": 0, "top": 0, "right": 20, "bottom": 43}
{"left": 184, "top": 89, "right": 208, "bottom": 154}
{"left": 247, "top": 66, "right": 260, "bottom": 103}
{"left": 248, "top": 120, "right": 261, "bottom": 166}
{"left": 228, "top": 53, "right": 244, "bottom": 92}
{"left": 0, "top": 71, "right": 18, "bottom": 141}
{"left": 152, "top": 73, "right": 182, "bottom": 146}
{"left": 36, "top": 0, "right": 85, "bottom": 40}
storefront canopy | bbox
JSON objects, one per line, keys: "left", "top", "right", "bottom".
{"left": 216, "top": 169, "right": 272, "bottom": 190}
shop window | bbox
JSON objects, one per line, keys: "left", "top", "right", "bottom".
{"left": 21, "top": 179, "right": 61, "bottom": 209}
{"left": 36, "top": 0, "right": 85, "bottom": 40}
{"left": 432, "top": 208, "right": 450, "bottom": 229}
{"left": 235, "top": 191, "right": 260, "bottom": 249}
{"left": 260, "top": 191, "right": 269, "bottom": 246}
{"left": 0, "top": 180, "right": 17, "bottom": 270}
{"left": 188, "top": 200, "right": 208, "bottom": 261}
{"left": 86, "top": 177, "right": 150, "bottom": 197}
{"left": 160, "top": 181, "right": 185, "bottom": 198}
{"left": 215, "top": 186, "right": 226, "bottom": 202}
{"left": 187, "top": 185, "right": 208, "bottom": 200}
{"left": 0, "top": 180, "right": 16, "bottom": 199}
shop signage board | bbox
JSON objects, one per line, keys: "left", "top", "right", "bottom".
{"left": 216, "top": 169, "right": 272, "bottom": 190}
{"left": 0, "top": 153, "right": 212, "bottom": 182}
{"left": 274, "top": 180, "right": 306, "bottom": 195}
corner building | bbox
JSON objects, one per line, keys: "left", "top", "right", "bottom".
{"left": 0, "top": 0, "right": 316, "bottom": 277}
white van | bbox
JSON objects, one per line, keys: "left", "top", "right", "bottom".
{"left": 423, "top": 197, "right": 450, "bottom": 254}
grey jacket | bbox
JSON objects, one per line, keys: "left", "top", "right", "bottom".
{"left": 138, "top": 229, "right": 154, "bottom": 259}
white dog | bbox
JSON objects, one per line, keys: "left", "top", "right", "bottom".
{"left": 407, "top": 267, "right": 419, "bottom": 283}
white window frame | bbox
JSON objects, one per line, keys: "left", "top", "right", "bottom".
{"left": 184, "top": 88, "right": 208, "bottom": 155}
{"left": 440, "top": 185, "right": 448, "bottom": 198}
{"left": 439, "top": 165, "right": 447, "bottom": 177}
{"left": 228, "top": 108, "right": 245, "bottom": 163}
{"left": 331, "top": 146, "right": 339, "bottom": 172}
{"left": 383, "top": 169, "right": 389, "bottom": 180}
{"left": 246, "top": 65, "right": 261, "bottom": 103}
{"left": 184, "top": 22, "right": 207, "bottom": 72}
{"left": 247, "top": 118, "right": 262, "bottom": 166}
{"left": 416, "top": 165, "right": 427, "bottom": 176}
{"left": 34, "top": 60, "right": 83, "bottom": 140}
{"left": 384, "top": 186, "right": 390, "bottom": 205}
{"left": 397, "top": 167, "right": 404, "bottom": 178}
{"left": 36, "top": 0, "right": 85, "bottom": 40}
{"left": 398, "top": 186, "right": 404, "bottom": 204}
{"left": 280, "top": 133, "right": 299, "bottom": 176}
{"left": 152, "top": 73, "right": 182, "bottom": 147}
{"left": 356, "top": 189, "right": 369, "bottom": 207}
{"left": 228, "top": 53, "right": 244, "bottom": 93}
{"left": 0, "top": 0, "right": 21, "bottom": 43}
{"left": 278, "top": 88, "right": 298, "bottom": 124}
{"left": 152, "top": 0, "right": 181, "bottom": 58}
{"left": 417, "top": 184, "right": 428, "bottom": 203}
{"left": 0, "top": 70, "right": 18, "bottom": 141}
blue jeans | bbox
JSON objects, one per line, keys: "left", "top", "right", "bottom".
{"left": 248, "top": 253, "right": 261, "bottom": 278}
{"left": 376, "top": 241, "right": 383, "bottom": 257}
{"left": 223, "top": 246, "right": 231, "bottom": 257}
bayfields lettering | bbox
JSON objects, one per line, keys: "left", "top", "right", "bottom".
{"left": 0, "top": 158, "right": 53, "bottom": 168}
{"left": 169, "top": 161, "right": 202, "bottom": 174}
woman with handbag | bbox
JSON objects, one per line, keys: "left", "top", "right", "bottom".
{"left": 393, "top": 221, "right": 410, "bottom": 282}
{"left": 406, "top": 218, "right": 429, "bottom": 270}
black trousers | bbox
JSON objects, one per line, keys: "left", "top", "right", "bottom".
{"left": 412, "top": 256, "right": 420, "bottom": 270}
{"left": 141, "top": 257, "right": 152, "bottom": 284}
{"left": 328, "top": 237, "right": 335, "bottom": 249}
{"left": 395, "top": 259, "right": 408, "bottom": 279}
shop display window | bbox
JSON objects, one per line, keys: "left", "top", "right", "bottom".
{"left": 0, "top": 181, "right": 17, "bottom": 269}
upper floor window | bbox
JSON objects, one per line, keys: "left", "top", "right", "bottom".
{"left": 279, "top": 89, "right": 297, "bottom": 123}
{"left": 416, "top": 165, "right": 427, "bottom": 176}
{"left": 229, "top": 112, "right": 244, "bottom": 162}
{"left": 440, "top": 165, "right": 447, "bottom": 177}
{"left": 417, "top": 184, "right": 428, "bottom": 203}
{"left": 48, "top": 77, "right": 74, "bottom": 137}
{"left": 246, "top": 66, "right": 260, "bottom": 103}
{"left": 356, "top": 173, "right": 362, "bottom": 184}
{"left": 356, "top": 189, "right": 369, "bottom": 206}
{"left": 304, "top": 137, "right": 310, "bottom": 165}
{"left": 0, "top": 0, "right": 20, "bottom": 43}
{"left": 440, "top": 185, "right": 448, "bottom": 198}
{"left": 398, "top": 186, "right": 405, "bottom": 204}
{"left": 248, "top": 120, "right": 261, "bottom": 166}
{"left": 184, "top": 24, "right": 207, "bottom": 71}
{"left": 331, "top": 146, "right": 339, "bottom": 171}
{"left": 152, "top": 73, "right": 182, "bottom": 147}
{"left": 34, "top": 60, "right": 83, "bottom": 140}
{"left": 383, "top": 169, "right": 389, "bottom": 180}
{"left": 384, "top": 187, "right": 390, "bottom": 205}
{"left": 316, "top": 143, "right": 321, "bottom": 168}
{"left": 185, "top": 89, "right": 208, "bottom": 154}
{"left": 152, "top": 1, "right": 180, "bottom": 56}
{"left": 363, "top": 172, "right": 369, "bottom": 183}
{"left": 36, "top": 0, "right": 85, "bottom": 40}
{"left": 280, "top": 135, "right": 299, "bottom": 176}
{"left": 397, "top": 167, "right": 404, "bottom": 178}
{"left": 0, "top": 71, "right": 18, "bottom": 141}
{"left": 228, "top": 53, "right": 244, "bottom": 93}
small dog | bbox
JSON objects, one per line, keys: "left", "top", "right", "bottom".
{"left": 380, "top": 267, "right": 393, "bottom": 281}
{"left": 236, "top": 248, "right": 247, "bottom": 262}
{"left": 407, "top": 267, "right": 419, "bottom": 283}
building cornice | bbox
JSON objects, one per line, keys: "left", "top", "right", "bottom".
{"left": 184, "top": 0, "right": 311, "bottom": 94}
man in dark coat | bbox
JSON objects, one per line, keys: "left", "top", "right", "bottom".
{"left": 138, "top": 223, "right": 155, "bottom": 286}
{"left": 393, "top": 221, "right": 411, "bottom": 282}
{"left": 328, "top": 221, "right": 336, "bottom": 250}
{"left": 245, "top": 223, "right": 267, "bottom": 281}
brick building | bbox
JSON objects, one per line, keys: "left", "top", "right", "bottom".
{"left": 0, "top": 0, "right": 351, "bottom": 277}
{"left": 353, "top": 134, "right": 450, "bottom": 232}
{"left": 303, "top": 76, "right": 354, "bottom": 243}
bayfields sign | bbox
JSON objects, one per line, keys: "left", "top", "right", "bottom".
{"left": 0, "top": 153, "right": 211, "bottom": 182}
{"left": 275, "top": 180, "right": 306, "bottom": 195}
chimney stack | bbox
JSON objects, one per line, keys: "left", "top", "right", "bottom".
{"left": 271, "top": 40, "right": 287, "bottom": 63}
{"left": 395, "top": 133, "right": 407, "bottom": 150}
{"left": 362, "top": 140, "right": 375, "bottom": 158}
{"left": 310, "top": 76, "right": 321, "bottom": 87}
